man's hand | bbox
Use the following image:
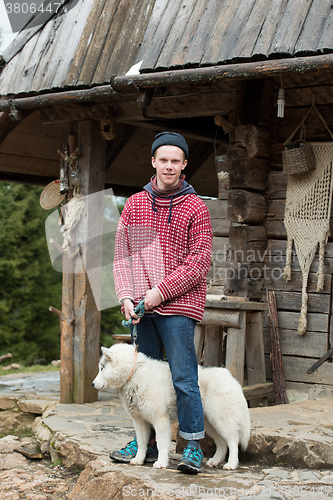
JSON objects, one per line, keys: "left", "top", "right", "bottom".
{"left": 123, "top": 299, "right": 141, "bottom": 324}
{"left": 145, "top": 288, "right": 163, "bottom": 310}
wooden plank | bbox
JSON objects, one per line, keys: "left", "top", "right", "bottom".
{"left": 98, "top": 0, "right": 150, "bottom": 81}
{"left": 136, "top": 0, "right": 170, "bottom": 66}
{"left": 0, "top": 131, "right": 64, "bottom": 160}
{"left": 144, "top": 92, "right": 237, "bottom": 119}
{"left": 264, "top": 268, "right": 332, "bottom": 294}
{"left": 218, "top": 0, "right": 257, "bottom": 62}
{"left": 229, "top": 157, "right": 268, "bottom": 191}
{"left": 224, "top": 0, "right": 272, "bottom": 60}
{"left": 200, "top": 309, "right": 240, "bottom": 328}
{"left": 266, "top": 170, "right": 287, "bottom": 199}
{"left": 270, "top": 0, "right": 313, "bottom": 55}
{"left": 272, "top": 105, "right": 333, "bottom": 144}
{"left": 242, "top": 382, "right": 274, "bottom": 401}
{"left": 246, "top": 311, "right": 267, "bottom": 406}
{"left": 272, "top": 291, "right": 330, "bottom": 315}
{"left": 186, "top": 0, "right": 234, "bottom": 66}
{"left": 263, "top": 310, "right": 329, "bottom": 333}
{"left": 0, "top": 153, "right": 59, "bottom": 177}
{"left": 318, "top": 4, "right": 333, "bottom": 52}
{"left": 163, "top": 0, "right": 210, "bottom": 68}
{"left": 263, "top": 327, "right": 329, "bottom": 358}
{"left": 203, "top": 326, "right": 222, "bottom": 367}
{"left": 266, "top": 355, "right": 333, "bottom": 386}
{"left": 53, "top": 0, "right": 96, "bottom": 89}
{"left": 205, "top": 298, "right": 268, "bottom": 311}
{"left": 69, "top": 0, "right": 117, "bottom": 83}
{"left": 1, "top": 25, "right": 41, "bottom": 63}
{"left": 65, "top": 0, "right": 109, "bottom": 85}
{"left": 252, "top": 0, "right": 288, "bottom": 57}
{"left": 153, "top": 0, "right": 198, "bottom": 70}
{"left": 295, "top": 0, "right": 332, "bottom": 54}
{"left": 32, "top": 14, "right": 72, "bottom": 92}
{"left": 194, "top": 324, "right": 205, "bottom": 364}
{"left": 139, "top": 0, "right": 184, "bottom": 71}
{"left": 0, "top": 31, "right": 40, "bottom": 96}
{"left": 225, "top": 310, "right": 246, "bottom": 386}
{"left": 204, "top": 199, "right": 230, "bottom": 237}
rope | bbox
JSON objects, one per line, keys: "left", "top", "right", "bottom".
{"left": 122, "top": 297, "right": 145, "bottom": 346}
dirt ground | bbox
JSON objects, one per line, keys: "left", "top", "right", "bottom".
{"left": 0, "top": 435, "right": 80, "bottom": 500}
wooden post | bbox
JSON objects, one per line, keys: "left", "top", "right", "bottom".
{"left": 246, "top": 311, "right": 267, "bottom": 407}
{"left": 59, "top": 135, "right": 77, "bottom": 404}
{"left": 225, "top": 310, "right": 246, "bottom": 385}
{"left": 227, "top": 190, "right": 267, "bottom": 224}
{"left": 73, "top": 120, "right": 105, "bottom": 404}
{"left": 60, "top": 252, "right": 75, "bottom": 403}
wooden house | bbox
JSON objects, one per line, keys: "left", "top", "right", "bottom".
{"left": 1, "top": 0, "right": 333, "bottom": 404}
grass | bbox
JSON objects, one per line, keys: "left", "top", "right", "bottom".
{"left": 0, "top": 426, "right": 35, "bottom": 439}
{"left": 0, "top": 364, "right": 60, "bottom": 377}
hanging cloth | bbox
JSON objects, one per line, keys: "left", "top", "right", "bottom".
{"left": 283, "top": 141, "right": 333, "bottom": 334}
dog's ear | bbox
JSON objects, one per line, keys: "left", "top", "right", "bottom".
{"left": 101, "top": 346, "right": 113, "bottom": 360}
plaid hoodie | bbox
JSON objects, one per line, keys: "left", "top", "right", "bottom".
{"left": 113, "top": 190, "right": 213, "bottom": 322}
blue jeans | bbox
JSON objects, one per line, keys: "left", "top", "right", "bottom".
{"left": 130, "top": 313, "right": 205, "bottom": 440}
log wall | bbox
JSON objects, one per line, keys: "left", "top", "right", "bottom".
{"left": 206, "top": 78, "right": 333, "bottom": 394}
{"left": 262, "top": 86, "right": 333, "bottom": 393}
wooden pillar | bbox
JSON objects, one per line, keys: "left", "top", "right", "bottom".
{"left": 73, "top": 120, "right": 105, "bottom": 404}
{"left": 225, "top": 310, "right": 246, "bottom": 385}
{"left": 246, "top": 311, "right": 267, "bottom": 407}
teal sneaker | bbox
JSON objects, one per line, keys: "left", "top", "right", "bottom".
{"left": 177, "top": 445, "right": 203, "bottom": 474}
{"left": 110, "top": 438, "right": 158, "bottom": 463}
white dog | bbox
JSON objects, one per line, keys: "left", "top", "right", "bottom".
{"left": 92, "top": 343, "right": 250, "bottom": 470}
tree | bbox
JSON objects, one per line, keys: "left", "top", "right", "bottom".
{"left": 0, "top": 183, "right": 127, "bottom": 363}
{"left": 0, "top": 182, "right": 62, "bottom": 363}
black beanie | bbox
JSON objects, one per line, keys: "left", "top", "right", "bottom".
{"left": 151, "top": 132, "right": 189, "bottom": 159}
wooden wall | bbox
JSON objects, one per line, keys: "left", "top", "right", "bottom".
{"left": 206, "top": 74, "right": 333, "bottom": 395}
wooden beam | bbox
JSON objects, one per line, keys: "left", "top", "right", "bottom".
{"left": 105, "top": 124, "right": 136, "bottom": 171}
{"left": 200, "top": 309, "right": 240, "bottom": 328}
{"left": 186, "top": 142, "right": 215, "bottom": 181}
{"left": 242, "top": 382, "right": 274, "bottom": 401}
{"left": 0, "top": 110, "right": 32, "bottom": 146}
{"left": 118, "top": 118, "right": 225, "bottom": 145}
{"left": 73, "top": 120, "right": 105, "bottom": 404}
{"left": 0, "top": 172, "right": 56, "bottom": 186}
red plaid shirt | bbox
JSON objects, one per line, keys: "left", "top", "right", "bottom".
{"left": 114, "top": 191, "right": 213, "bottom": 321}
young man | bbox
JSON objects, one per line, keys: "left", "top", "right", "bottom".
{"left": 112, "top": 132, "right": 213, "bottom": 474}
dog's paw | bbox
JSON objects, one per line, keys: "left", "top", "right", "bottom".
{"left": 223, "top": 462, "right": 238, "bottom": 470}
{"left": 153, "top": 461, "right": 167, "bottom": 469}
{"left": 130, "top": 457, "right": 144, "bottom": 466}
{"left": 206, "top": 458, "right": 218, "bottom": 468}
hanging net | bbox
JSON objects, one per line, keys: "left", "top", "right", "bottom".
{"left": 283, "top": 142, "right": 333, "bottom": 335}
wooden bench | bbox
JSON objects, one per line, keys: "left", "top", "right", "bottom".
{"left": 195, "top": 297, "right": 273, "bottom": 406}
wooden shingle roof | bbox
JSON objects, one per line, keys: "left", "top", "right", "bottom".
{"left": 1, "top": 0, "right": 333, "bottom": 97}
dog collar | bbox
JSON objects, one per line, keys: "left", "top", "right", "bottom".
{"left": 126, "top": 348, "right": 138, "bottom": 383}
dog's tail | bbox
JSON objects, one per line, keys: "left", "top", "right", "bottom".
{"left": 240, "top": 407, "right": 251, "bottom": 451}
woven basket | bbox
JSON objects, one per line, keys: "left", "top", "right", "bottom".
{"left": 282, "top": 140, "right": 316, "bottom": 175}
{"left": 40, "top": 180, "right": 66, "bottom": 209}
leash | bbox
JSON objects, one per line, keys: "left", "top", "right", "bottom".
{"left": 122, "top": 297, "right": 145, "bottom": 346}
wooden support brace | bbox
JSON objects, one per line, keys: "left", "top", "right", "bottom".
{"left": 225, "top": 310, "right": 246, "bottom": 385}
{"left": 246, "top": 311, "right": 268, "bottom": 407}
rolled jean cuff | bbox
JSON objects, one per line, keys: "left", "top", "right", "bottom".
{"left": 179, "top": 429, "right": 205, "bottom": 440}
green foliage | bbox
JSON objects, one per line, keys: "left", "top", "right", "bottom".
{"left": 0, "top": 184, "right": 128, "bottom": 363}
{"left": 0, "top": 182, "right": 62, "bottom": 363}
{"left": 100, "top": 305, "right": 128, "bottom": 347}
